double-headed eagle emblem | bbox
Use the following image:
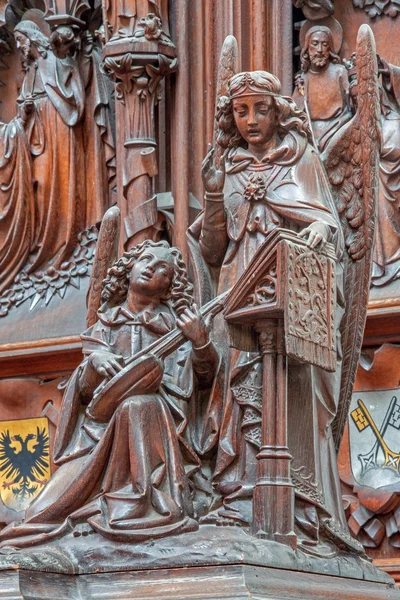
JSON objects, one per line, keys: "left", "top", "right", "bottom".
{"left": 0, "top": 423, "right": 49, "bottom": 510}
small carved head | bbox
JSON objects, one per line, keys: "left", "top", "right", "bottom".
{"left": 216, "top": 70, "right": 312, "bottom": 150}
{"left": 50, "top": 26, "right": 79, "bottom": 59}
{"left": 138, "top": 13, "right": 163, "bottom": 41}
{"left": 301, "top": 26, "right": 340, "bottom": 73}
{"left": 101, "top": 240, "right": 194, "bottom": 316}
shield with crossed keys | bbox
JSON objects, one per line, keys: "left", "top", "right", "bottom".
{"left": 349, "top": 389, "right": 400, "bottom": 489}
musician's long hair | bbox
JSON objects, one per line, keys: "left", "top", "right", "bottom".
{"left": 101, "top": 240, "right": 194, "bottom": 316}
{"left": 216, "top": 70, "right": 312, "bottom": 150}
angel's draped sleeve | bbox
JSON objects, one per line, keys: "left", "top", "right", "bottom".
{"left": 199, "top": 192, "right": 229, "bottom": 266}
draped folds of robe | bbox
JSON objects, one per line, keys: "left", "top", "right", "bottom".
{"left": 372, "top": 64, "right": 400, "bottom": 287}
{"left": 0, "top": 301, "right": 220, "bottom": 547}
{"left": 0, "top": 51, "right": 86, "bottom": 293}
{"left": 293, "top": 64, "right": 353, "bottom": 152}
{"left": 79, "top": 42, "right": 116, "bottom": 226}
{"left": 198, "top": 131, "right": 349, "bottom": 548}
{"left": 0, "top": 43, "right": 115, "bottom": 294}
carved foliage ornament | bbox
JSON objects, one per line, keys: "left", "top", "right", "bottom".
{"left": 294, "top": 0, "right": 400, "bottom": 18}
{"left": 0, "top": 227, "right": 97, "bottom": 316}
{"left": 103, "top": 53, "right": 177, "bottom": 104}
{"left": 352, "top": 0, "right": 400, "bottom": 18}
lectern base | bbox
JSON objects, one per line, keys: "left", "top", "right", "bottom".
{"left": 1, "top": 564, "right": 399, "bottom": 600}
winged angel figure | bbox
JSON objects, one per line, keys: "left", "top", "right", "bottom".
{"left": 188, "top": 25, "right": 380, "bottom": 554}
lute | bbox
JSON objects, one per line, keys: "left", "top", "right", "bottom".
{"left": 87, "top": 291, "right": 228, "bottom": 420}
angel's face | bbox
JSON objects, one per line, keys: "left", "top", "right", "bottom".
{"left": 232, "top": 95, "right": 276, "bottom": 148}
{"left": 129, "top": 247, "right": 174, "bottom": 298}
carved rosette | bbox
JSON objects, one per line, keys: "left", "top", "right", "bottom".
{"left": 292, "top": 0, "right": 334, "bottom": 20}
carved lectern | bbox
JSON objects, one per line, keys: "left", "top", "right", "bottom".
{"left": 224, "top": 228, "right": 336, "bottom": 547}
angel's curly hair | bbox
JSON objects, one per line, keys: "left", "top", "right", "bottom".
{"left": 101, "top": 240, "right": 194, "bottom": 316}
{"left": 300, "top": 26, "right": 340, "bottom": 73}
{"left": 216, "top": 71, "right": 312, "bottom": 149}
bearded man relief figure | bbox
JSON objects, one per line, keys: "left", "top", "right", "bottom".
{"left": 293, "top": 23, "right": 352, "bottom": 151}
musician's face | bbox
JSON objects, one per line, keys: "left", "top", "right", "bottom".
{"left": 232, "top": 95, "right": 276, "bottom": 147}
{"left": 129, "top": 247, "right": 174, "bottom": 297}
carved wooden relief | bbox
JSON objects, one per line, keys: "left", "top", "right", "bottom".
{"left": 0, "top": 1, "right": 399, "bottom": 598}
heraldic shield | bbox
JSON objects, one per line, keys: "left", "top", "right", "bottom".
{"left": 349, "top": 389, "right": 400, "bottom": 491}
{"left": 0, "top": 417, "right": 50, "bottom": 512}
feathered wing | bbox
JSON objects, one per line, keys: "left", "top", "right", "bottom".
{"left": 86, "top": 206, "right": 121, "bottom": 327}
{"left": 187, "top": 35, "right": 238, "bottom": 305}
{"left": 0, "top": 431, "right": 22, "bottom": 480}
{"left": 30, "top": 427, "right": 50, "bottom": 480}
{"left": 321, "top": 24, "right": 381, "bottom": 451}
{"left": 213, "top": 35, "right": 239, "bottom": 169}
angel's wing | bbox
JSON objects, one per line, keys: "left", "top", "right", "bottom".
{"left": 187, "top": 36, "right": 238, "bottom": 306}
{"left": 213, "top": 35, "right": 238, "bottom": 169}
{"left": 321, "top": 25, "right": 381, "bottom": 451}
{"left": 86, "top": 206, "right": 121, "bottom": 327}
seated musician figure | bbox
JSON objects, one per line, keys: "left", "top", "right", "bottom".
{"left": 0, "top": 240, "right": 219, "bottom": 546}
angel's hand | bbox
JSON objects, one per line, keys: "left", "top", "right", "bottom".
{"left": 201, "top": 145, "right": 225, "bottom": 193}
{"left": 176, "top": 304, "right": 210, "bottom": 348}
{"left": 89, "top": 351, "right": 124, "bottom": 378}
{"left": 299, "top": 222, "right": 330, "bottom": 250}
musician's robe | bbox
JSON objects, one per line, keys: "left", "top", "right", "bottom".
{"left": 0, "top": 302, "right": 220, "bottom": 547}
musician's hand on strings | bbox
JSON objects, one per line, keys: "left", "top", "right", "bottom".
{"left": 89, "top": 351, "right": 124, "bottom": 379}
{"left": 176, "top": 304, "right": 210, "bottom": 348}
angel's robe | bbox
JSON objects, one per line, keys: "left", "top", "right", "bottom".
{"left": 199, "top": 131, "right": 350, "bottom": 550}
{"left": 0, "top": 301, "right": 220, "bottom": 547}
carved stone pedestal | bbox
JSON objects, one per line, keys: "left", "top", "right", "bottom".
{"left": 1, "top": 563, "right": 399, "bottom": 600}
{"left": 0, "top": 526, "right": 398, "bottom": 600}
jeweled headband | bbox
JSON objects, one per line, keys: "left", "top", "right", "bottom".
{"left": 228, "top": 71, "right": 281, "bottom": 99}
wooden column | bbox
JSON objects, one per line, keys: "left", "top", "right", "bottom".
{"left": 266, "top": 0, "right": 293, "bottom": 96}
{"left": 172, "top": 0, "right": 189, "bottom": 261}
{"left": 252, "top": 319, "right": 297, "bottom": 548}
{"left": 102, "top": 6, "right": 177, "bottom": 251}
